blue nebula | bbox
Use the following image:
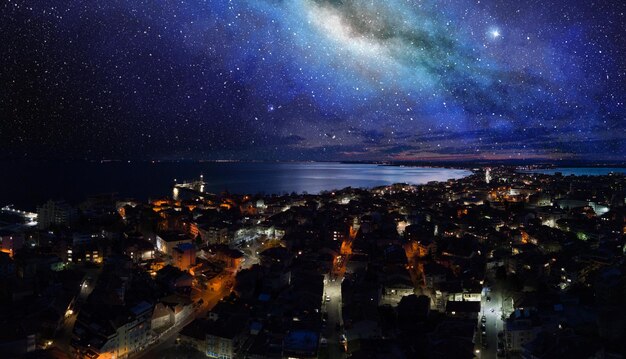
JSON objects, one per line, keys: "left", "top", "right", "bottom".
{"left": 0, "top": 0, "right": 624, "bottom": 160}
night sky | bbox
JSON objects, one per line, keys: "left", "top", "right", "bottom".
{"left": 1, "top": 0, "right": 624, "bottom": 161}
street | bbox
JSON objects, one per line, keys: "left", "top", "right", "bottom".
{"left": 323, "top": 278, "right": 346, "bottom": 359}
{"left": 137, "top": 271, "right": 236, "bottom": 358}
{"left": 477, "top": 284, "right": 505, "bottom": 359}
{"left": 193, "top": 270, "right": 236, "bottom": 317}
{"left": 54, "top": 267, "right": 101, "bottom": 355}
{"left": 134, "top": 309, "right": 196, "bottom": 359}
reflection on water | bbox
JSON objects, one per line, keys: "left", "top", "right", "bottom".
{"left": 523, "top": 167, "right": 626, "bottom": 176}
{"left": 0, "top": 161, "right": 471, "bottom": 210}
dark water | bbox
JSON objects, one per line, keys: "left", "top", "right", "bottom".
{"left": 0, "top": 161, "right": 471, "bottom": 211}
{"left": 523, "top": 167, "right": 626, "bottom": 176}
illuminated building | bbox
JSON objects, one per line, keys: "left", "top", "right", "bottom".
{"left": 0, "top": 230, "right": 24, "bottom": 257}
{"left": 199, "top": 225, "right": 234, "bottom": 245}
{"left": 67, "top": 242, "right": 102, "bottom": 264}
{"left": 72, "top": 301, "right": 153, "bottom": 359}
{"left": 172, "top": 243, "right": 196, "bottom": 270}
{"left": 156, "top": 231, "right": 193, "bottom": 255}
{"left": 151, "top": 295, "right": 194, "bottom": 331}
{"left": 122, "top": 238, "right": 155, "bottom": 263}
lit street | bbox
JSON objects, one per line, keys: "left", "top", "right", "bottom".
{"left": 323, "top": 277, "right": 346, "bottom": 359}
{"left": 477, "top": 281, "right": 506, "bottom": 359}
{"left": 2, "top": 0, "right": 624, "bottom": 356}
{"left": 135, "top": 271, "right": 235, "bottom": 358}
{"left": 193, "top": 270, "right": 236, "bottom": 317}
{"left": 54, "top": 267, "right": 101, "bottom": 355}
{"left": 135, "top": 309, "right": 196, "bottom": 359}
{"left": 479, "top": 290, "right": 500, "bottom": 358}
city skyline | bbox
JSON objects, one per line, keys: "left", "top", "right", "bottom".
{"left": 1, "top": 166, "right": 625, "bottom": 358}
{"left": 1, "top": 0, "right": 624, "bottom": 161}
{"left": 2, "top": 3, "right": 626, "bottom": 357}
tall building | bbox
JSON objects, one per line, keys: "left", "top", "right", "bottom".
{"left": 485, "top": 167, "right": 492, "bottom": 184}
{"left": 199, "top": 225, "right": 233, "bottom": 245}
{"left": 36, "top": 200, "right": 77, "bottom": 229}
{"left": 172, "top": 243, "right": 196, "bottom": 270}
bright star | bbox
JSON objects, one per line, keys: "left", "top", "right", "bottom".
{"left": 490, "top": 29, "right": 501, "bottom": 39}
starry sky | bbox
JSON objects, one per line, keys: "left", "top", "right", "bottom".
{"left": 1, "top": 0, "right": 625, "bottom": 161}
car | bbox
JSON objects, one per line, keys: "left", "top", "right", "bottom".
{"left": 486, "top": 296, "right": 491, "bottom": 302}
{"left": 497, "top": 331, "right": 504, "bottom": 339}
{"left": 481, "top": 316, "right": 487, "bottom": 323}
{"left": 325, "top": 295, "right": 331, "bottom": 302}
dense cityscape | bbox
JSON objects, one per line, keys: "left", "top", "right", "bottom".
{"left": 1, "top": 166, "right": 625, "bottom": 359}
{"left": 2, "top": 0, "right": 625, "bottom": 358}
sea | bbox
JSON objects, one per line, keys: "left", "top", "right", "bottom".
{"left": 522, "top": 167, "right": 626, "bottom": 176}
{"left": 0, "top": 161, "right": 472, "bottom": 211}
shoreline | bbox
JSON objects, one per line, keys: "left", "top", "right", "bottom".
{"left": 0, "top": 158, "right": 624, "bottom": 169}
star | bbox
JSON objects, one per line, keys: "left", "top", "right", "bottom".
{"left": 0, "top": 0, "right": 622, "bottom": 161}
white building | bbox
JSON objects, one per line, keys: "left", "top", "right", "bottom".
{"left": 151, "top": 295, "right": 194, "bottom": 331}
{"left": 156, "top": 232, "right": 193, "bottom": 255}
{"left": 74, "top": 301, "right": 154, "bottom": 359}
{"left": 199, "top": 225, "right": 232, "bottom": 245}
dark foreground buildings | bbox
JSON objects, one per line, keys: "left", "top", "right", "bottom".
{"left": 1, "top": 167, "right": 625, "bottom": 359}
